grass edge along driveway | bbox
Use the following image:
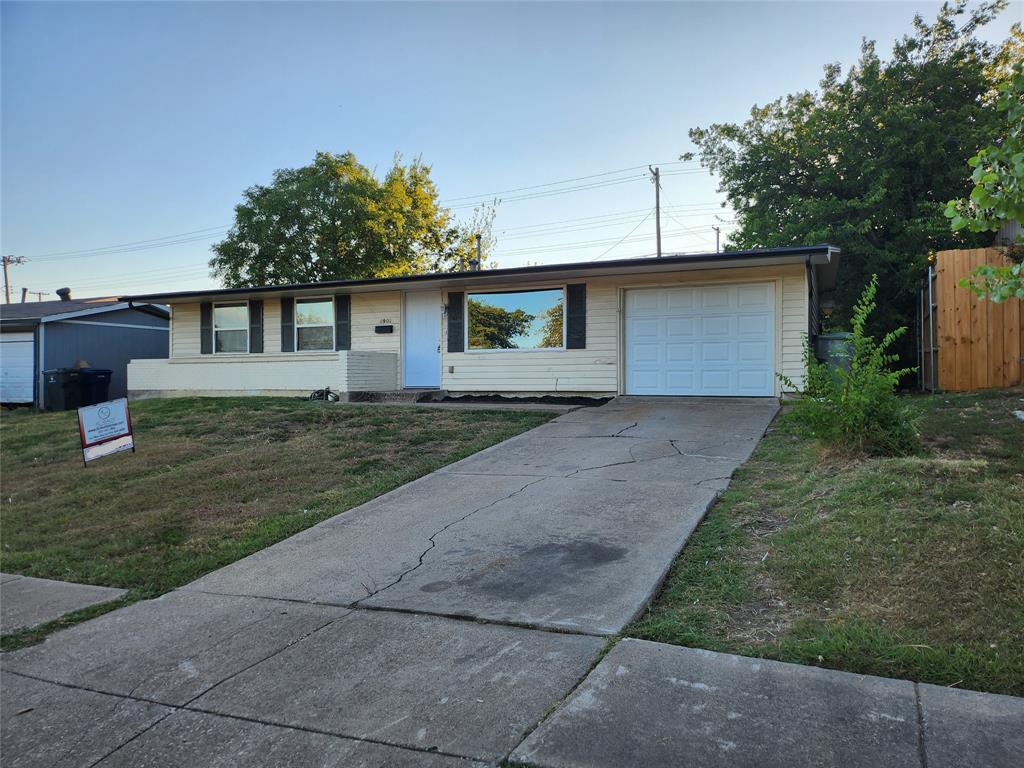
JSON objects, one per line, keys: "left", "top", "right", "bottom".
{"left": 0, "top": 397, "right": 556, "bottom": 650}
{"left": 629, "top": 389, "right": 1024, "bottom": 696}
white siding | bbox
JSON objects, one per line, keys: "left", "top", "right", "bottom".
{"left": 441, "top": 265, "right": 809, "bottom": 395}
{"left": 351, "top": 291, "right": 402, "bottom": 387}
{"left": 171, "top": 304, "right": 201, "bottom": 357}
{"left": 128, "top": 351, "right": 398, "bottom": 397}
{"left": 264, "top": 298, "right": 282, "bottom": 353}
{"left": 154, "top": 265, "right": 810, "bottom": 398}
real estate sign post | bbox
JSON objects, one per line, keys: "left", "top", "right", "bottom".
{"left": 78, "top": 397, "right": 135, "bottom": 466}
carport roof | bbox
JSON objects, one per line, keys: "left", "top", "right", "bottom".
{"left": 122, "top": 244, "right": 841, "bottom": 304}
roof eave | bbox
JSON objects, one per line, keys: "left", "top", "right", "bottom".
{"left": 121, "top": 245, "right": 840, "bottom": 304}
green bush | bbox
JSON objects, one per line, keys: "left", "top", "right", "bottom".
{"left": 781, "top": 276, "right": 919, "bottom": 456}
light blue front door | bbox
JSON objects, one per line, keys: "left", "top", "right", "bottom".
{"left": 403, "top": 291, "right": 442, "bottom": 388}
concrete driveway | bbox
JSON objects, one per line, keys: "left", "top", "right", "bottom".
{"left": 2, "top": 397, "right": 781, "bottom": 766}
{"left": 183, "top": 396, "right": 779, "bottom": 634}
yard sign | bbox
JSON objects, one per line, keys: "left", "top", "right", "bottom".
{"left": 78, "top": 398, "right": 135, "bottom": 465}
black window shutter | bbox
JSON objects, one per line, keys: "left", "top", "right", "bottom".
{"left": 280, "top": 297, "right": 294, "bottom": 352}
{"left": 200, "top": 302, "right": 213, "bottom": 354}
{"left": 248, "top": 300, "right": 264, "bottom": 353}
{"left": 334, "top": 295, "right": 351, "bottom": 351}
{"left": 447, "top": 292, "right": 465, "bottom": 353}
{"left": 566, "top": 284, "right": 586, "bottom": 349}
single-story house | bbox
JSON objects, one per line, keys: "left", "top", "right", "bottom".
{"left": 123, "top": 244, "right": 840, "bottom": 400}
{"left": 0, "top": 290, "right": 169, "bottom": 408}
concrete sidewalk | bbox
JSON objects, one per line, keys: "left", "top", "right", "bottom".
{"left": 0, "top": 573, "right": 126, "bottom": 633}
{"left": 2, "top": 397, "right": 1020, "bottom": 766}
{"left": 512, "top": 639, "right": 1023, "bottom": 768}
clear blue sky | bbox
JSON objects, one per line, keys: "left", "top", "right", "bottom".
{"left": 2, "top": 1, "right": 1019, "bottom": 299}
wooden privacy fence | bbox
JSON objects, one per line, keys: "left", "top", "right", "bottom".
{"left": 920, "top": 248, "right": 1023, "bottom": 392}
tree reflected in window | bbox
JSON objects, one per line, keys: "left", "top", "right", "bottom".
{"left": 467, "top": 289, "right": 564, "bottom": 350}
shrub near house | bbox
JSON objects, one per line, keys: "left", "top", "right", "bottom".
{"left": 781, "top": 276, "right": 918, "bottom": 456}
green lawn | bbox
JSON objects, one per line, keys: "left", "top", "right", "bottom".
{"left": 629, "top": 389, "right": 1024, "bottom": 696}
{"left": 0, "top": 397, "right": 554, "bottom": 649}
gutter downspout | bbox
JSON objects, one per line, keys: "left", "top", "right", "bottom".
{"left": 37, "top": 322, "right": 45, "bottom": 410}
{"left": 805, "top": 255, "right": 815, "bottom": 343}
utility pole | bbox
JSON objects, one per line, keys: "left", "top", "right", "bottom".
{"left": 649, "top": 166, "right": 662, "bottom": 258}
{"left": 712, "top": 226, "right": 721, "bottom": 254}
{"left": 2, "top": 255, "right": 27, "bottom": 304}
{"left": 30, "top": 291, "right": 49, "bottom": 302}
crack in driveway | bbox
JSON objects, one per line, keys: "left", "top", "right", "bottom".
{"left": 354, "top": 477, "right": 548, "bottom": 604}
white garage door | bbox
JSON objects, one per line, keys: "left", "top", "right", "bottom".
{"left": 1, "top": 332, "right": 36, "bottom": 403}
{"left": 625, "top": 283, "right": 775, "bottom": 396}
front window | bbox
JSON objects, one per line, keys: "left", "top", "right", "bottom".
{"left": 214, "top": 302, "right": 248, "bottom": 353}
{"left": 295, "top": 298, "right": 334, "bottom": 351}
{"left": 467, "top": 289, "right": 564, "bottom": 350}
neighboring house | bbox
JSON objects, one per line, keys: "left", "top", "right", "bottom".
{"left": 123, "top": 245, "right": 840, "bottom": 400}
{"left": 0, "top": 291, "right": 169, "bottom": 408}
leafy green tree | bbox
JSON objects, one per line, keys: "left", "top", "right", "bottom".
{"left": 467, "top": 300, "right": 534, "bottom": 349}
{"left": 946, "top": 61, "right": 1024, "bottom": 301}
{"left": 685, "top": 1, "right": 1011, "bottom": 354}
{"left": 210, "top": 152, "right": 494, "bottom": 286}
{"left": 539, "top": 302, "right": 564, "bottom": 348}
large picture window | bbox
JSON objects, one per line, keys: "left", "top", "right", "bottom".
{"left": 295, "top": 298, "right": 334, "bottom": 351}
{"left": 213, "top": 302, "right": 248, "bottom": 353}
{"left": 467, "top": 289, "right": 564, "bottom": 350}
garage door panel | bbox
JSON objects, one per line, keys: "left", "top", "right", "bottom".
{"left": 701, "top": 342, "right": 731, "bottom": 362}
{"left": 665, "top": 370, "right": 696, "bottom": 390}
{"left": 666, "top": 317, "right": 696, "bottom": 337}
{"left": 631, "top": 343, "right": 661, "bottom": 364}
{"left": 700, "top": 370, "right": 732, "bottom": 391}
{"left": 627, "top": 292, "right": 660, "bottom": 313}
{"left": 629, "top": 370, "right": 661, "bottom": 392}
{"left": 1, "top": 332, "right": 35, "bottom": 404}
{"left": 700, "top": 286, "right": 731, "bottom": 308}
{"left": 738, "top": 341, "right": 770, "bottom": 362}
{"left": 701, "top": 315, "right": 732, "bottom": 337}
{"left": 666, "top": 288, "right": 696, "bottom": 311}
{"left": 738, "top": 369, "right": 772, "bottom": 394}
{"left": 737, "top": 313, "right": 771, "bottom": 336}
{"left": 666, "top": 343, "right": 695, "bottom": 363}
{"left": 738, "top": 283, "right": 772, "bottom": 307}
{"left": 630, "top": 317, "right": 660, "bottom": 339}
{"left": 625, "top": 284, "right": 775, "bottom": 397}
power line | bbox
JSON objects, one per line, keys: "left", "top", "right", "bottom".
{"left": 497, "top": 202, "right": 723, "bottom": 233}
{"left": 447, "top": 173, "right": 650, "bottom": 209}
{"left": 659, "top": 187, "right": 716, "bottom": 245}
{"left": 27, "top": 226, "right": 229, "bottom": 260}
{"left": 440, "top": 160, "right": 697, "bottom": 203}
{"left": 591, "top": 209, "right": 657, "bottom": 262}
{"left": 498, "top": 208, "right": 725, "bottom": 242}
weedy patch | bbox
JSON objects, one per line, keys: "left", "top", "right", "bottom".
{"left": 629, "top": 389, "right": 1024, "bottom": 695}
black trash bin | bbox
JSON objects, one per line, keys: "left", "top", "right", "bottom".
{"left": 78, "top": 368, "right": 112, "bottom": 407}
{"left": 42, "top": 368, "right": 82, "bottom": 411}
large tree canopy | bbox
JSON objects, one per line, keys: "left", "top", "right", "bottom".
{"left": 210, "top": 152, "right": 492, "bottom": 287}
{"left": 686, "top": 2, "right": 1017, "bottom": 346}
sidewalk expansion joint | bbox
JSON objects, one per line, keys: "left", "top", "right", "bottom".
{"left": 914, "top": 682, "right": 929, "bottom": 768}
